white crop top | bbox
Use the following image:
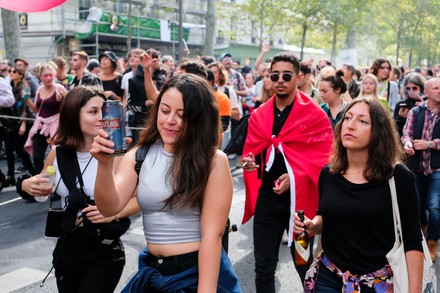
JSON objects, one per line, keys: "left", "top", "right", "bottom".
{"left": 137, "top": 142, "right": 201, "bottom": 244}
{"left": 53, "top": 151, "right": 97, "bottom": 212}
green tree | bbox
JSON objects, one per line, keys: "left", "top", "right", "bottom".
{"left": 286, "top": 0, "right": 322, "bottom": 60}
{"left": 1, "top": 8, "right": 21, "bottom": 61}
{"left": 203, "top": 0, "right": 216, "bottom": 55}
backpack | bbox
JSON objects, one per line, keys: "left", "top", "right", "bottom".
{"left": 224, "top": 114, "right": 250, "bottom": 155}
{"left": 224, "top": 86, "right": 230, "bottom": 99}
{"left": 135, "top": 141, "right": 154, "bottom": 177}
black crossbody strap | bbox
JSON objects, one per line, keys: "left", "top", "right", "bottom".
{"left": 135, "top": 141, "right": 154, "bottom": 177}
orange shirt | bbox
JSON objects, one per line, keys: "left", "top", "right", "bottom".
{"left": 214, "top": 89, "right": 231, "bottom": 117}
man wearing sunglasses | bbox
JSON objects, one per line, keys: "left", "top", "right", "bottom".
{"left": 241, "top": 52, "right": 334, "bottom": 292}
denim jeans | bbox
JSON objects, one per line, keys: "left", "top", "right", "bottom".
{"left": 414, "top": 171, "right": 440, "bottom": 240}
{"left": 122, "top": 247, "right": 241, "bottom": 293}
{"left": 253, "top": 193, "right": 314, "bottom": 293}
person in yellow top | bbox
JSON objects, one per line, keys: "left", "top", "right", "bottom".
{"left": 356, "top": 73, "right": 390, "bottom": 111}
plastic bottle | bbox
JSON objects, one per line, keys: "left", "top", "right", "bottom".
{"left": 35, "top": 166, "right": 56, "bottom": 202}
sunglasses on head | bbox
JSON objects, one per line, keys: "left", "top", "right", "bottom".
{"left": 406, "top": 86, "right": 419, "bottom": 91}
{"left": 269, "top": 72, "right": 295, "bottom": 82}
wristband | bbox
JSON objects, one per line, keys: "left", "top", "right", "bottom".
{"left": 16, "top": 174, "right": 33, "bottom": 201}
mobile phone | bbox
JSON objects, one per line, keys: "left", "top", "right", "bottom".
{"left": 398, "top": 101, "right": 408, "bottom": 108}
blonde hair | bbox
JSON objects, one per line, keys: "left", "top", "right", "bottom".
{"left": 39, "top": 63, "right": 57, "bottom": 76}
{"left": 359, "top": 73, "right": 380, "bottom": 99}
{"left": 258, "top": 64, "right": 273, "bottom": 104}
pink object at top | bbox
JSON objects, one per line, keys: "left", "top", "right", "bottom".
{"left": 0, "top": 0, "right": 66, "bottom": 12}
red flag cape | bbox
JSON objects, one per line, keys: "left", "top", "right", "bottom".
{"left": 242, "top": 92, "right": 333, "bottom": 227}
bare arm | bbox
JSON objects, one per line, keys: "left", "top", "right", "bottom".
{"left": 27, "top": 85, "right": 43, "bottom": 113}
{"left": 235, "top": 89, "right": 247, "bottom": 97}
{"left": 21, "top": 148, "right": 56, "bottom": 196}
{"left": 294, "top": 213, "right": 323, "bottom": 236}
{"left": 141, "top": 52, "right": 159, "bottom": 102}
{"left": 198, "top": 151, "right": 233, "bottom": 292}
{"left": 254, "top": 43, "right": 270, "bottom": 70}
{"left": 231, "top": 108, "right": 240, "bottom": 120}
{"left": 90, "top": 129, "right": 138, "bottom": 217}
{"left": 83, "top": 195, "right": 141, "bottom": 224}
{"left": 406, "top": 250, "right": 423, "bottom": 293}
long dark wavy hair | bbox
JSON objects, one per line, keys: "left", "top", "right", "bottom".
{"left": 137, "top": 74, "right": 221, "bottom": 209}
{"left": 370, "top": 58, "right": 391, "bottom": 80}
{"left": 50, "top": 86, "right": 107, "bottom": 150}
{"left": 10, "top": 66, "right": 25, "bottom": 102}
{"left": 330, "top": 97, "right": 404, "bottom": 182}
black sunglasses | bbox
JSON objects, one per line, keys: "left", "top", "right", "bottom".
{"left": 9, "top": 70, "right": 17, "bottom": 74}
{"left": 269, "top": 73, "right": 295, "bottom": 82}
{"left": 406, "top": 86, "right": 419, "bottom": 91}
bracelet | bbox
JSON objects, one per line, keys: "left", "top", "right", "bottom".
{"left": 16, "top": 174, "right": 33, "bottom": 200}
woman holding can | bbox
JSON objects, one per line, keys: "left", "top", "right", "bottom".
{"left": 17, "top": 86, "right": 139, "bottom": 292}
{"left": 91, "top": 74, "right": 241, "bottom": 292}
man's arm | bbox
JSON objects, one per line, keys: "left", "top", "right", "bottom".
{"left": 254, "top": 43, "right": 270, "bottom": 70}
{"left": 140, "top": 53, "right": 160, "bottom": 103}
{"left": 0, "top": 78, "right": 15, "bottom": 107}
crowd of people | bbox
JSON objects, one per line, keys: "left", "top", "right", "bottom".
{"left": 0, "top": 43, "right": 438, "bottom": 292}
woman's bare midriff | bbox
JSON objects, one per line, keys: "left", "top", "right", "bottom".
{"left": 147, "top": 241, "right": 200, "bottom": 257}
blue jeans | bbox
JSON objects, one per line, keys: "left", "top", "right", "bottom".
{"left": 414, "top": 171, "right": 440, "bottom": 240}
{"left": 253, "top": 193, "right": 314, "bottom": 293}
{"left": 122, "top": 247, "right": 241, "bottom": 293}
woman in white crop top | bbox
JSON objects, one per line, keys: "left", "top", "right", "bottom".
{"left": 92, "top": 74, "right": 241, "bottom": 292}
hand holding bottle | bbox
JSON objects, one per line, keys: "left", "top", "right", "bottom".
{"left": 294, "top": 210, "right": 310, "bottom": 266}
{"left": 35, "top": 166, "right": 56, "bottom": 202}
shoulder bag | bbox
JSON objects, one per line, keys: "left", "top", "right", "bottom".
{"left": 386, "top": 176, "right": 437, "bottom": 292}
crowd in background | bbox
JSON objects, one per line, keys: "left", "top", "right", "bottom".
{"left": 0, "top": 43, "right": 439, "bottom": 291}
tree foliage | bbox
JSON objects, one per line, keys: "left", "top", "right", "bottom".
{"left": 230, "top": 0, "right": 440, "bottom": 67}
